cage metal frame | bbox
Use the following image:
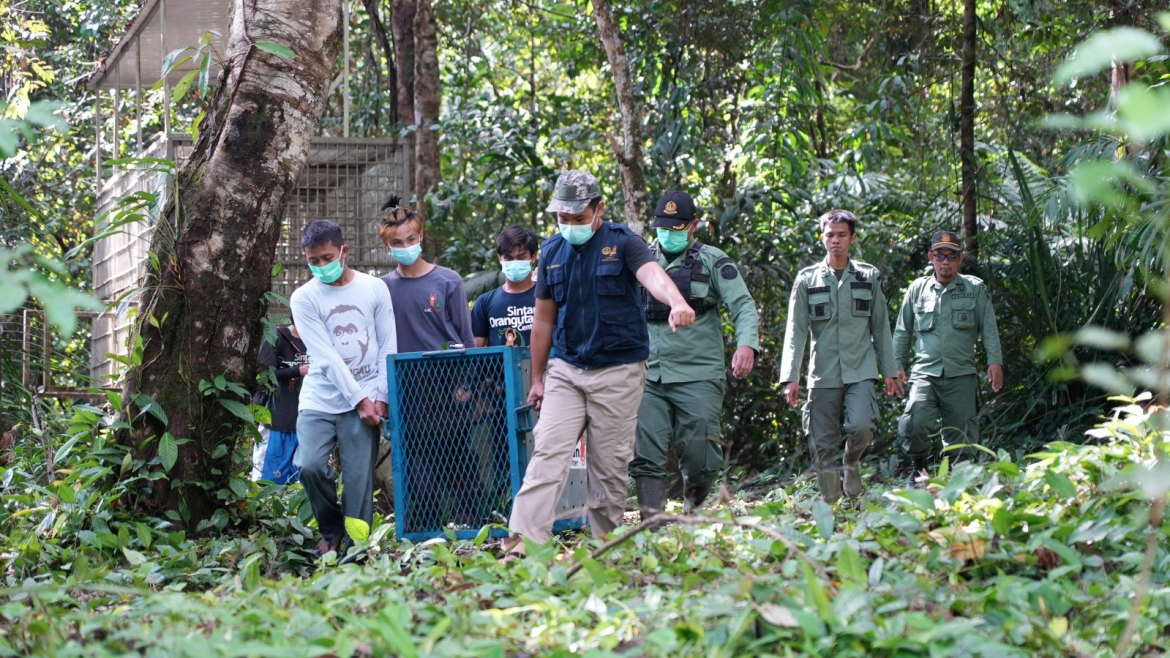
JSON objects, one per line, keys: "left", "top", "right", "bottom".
{"left": 385, "top": 346, "right": 588, "bottom": 542}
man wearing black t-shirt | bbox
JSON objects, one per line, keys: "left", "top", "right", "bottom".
{"left": 472, "top": 226, "right": 539, "bottom": 347}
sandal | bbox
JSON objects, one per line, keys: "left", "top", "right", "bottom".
{"left": 499, "top": 536, "right": 526, "bottom": 563}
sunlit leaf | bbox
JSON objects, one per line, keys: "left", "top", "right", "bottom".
{"left": 1054, "top": 27, "right": 1163, "bottom": 85}
{"left": 345, "top": 517, "right": 370, "bottom": 542}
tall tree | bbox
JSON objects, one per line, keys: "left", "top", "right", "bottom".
{"left": 959, "top": 0, "right": 978, "bottom": 256}
{"left": 361, "top": 0, "right": 398, "bottom": 127}
{"left": 122, "top": 0, "right": 343, "bottom": 523}
{"left": 591, "top": 0, "right": 648, "bottom": 237}
{"left": 390, "top": 0, "right": 416, "bottom": 129}
{"left": 413, "top": 0, "right": 440, "bottom": 217}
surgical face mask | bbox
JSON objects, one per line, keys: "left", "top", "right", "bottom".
{"left": 656, "top": 228, "right": 690, "bottom": 253}
{"left": 559, "top": 222, "right": 595, "bottom": 245}
{"left": 501, "top": 259, "right": 534, "bottom": 282}
{"left": 309, "top": 253, "right": 345, "bottom": 284}
{"left": 392, "top": 242, "right": 423, "bottom": 266}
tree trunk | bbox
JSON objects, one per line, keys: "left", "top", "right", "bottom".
{"left": 121, "top": 0, "right": 343, "bottom": 525}
{"left": 959, "top": 0, "right": 978, "bottom": 257}
{"left": 413, "top": 0, "right": 440, "bottom": 217}
{"left": 591, "top": 0, "right": 648, "bottom": 238}
{"left": 390, "top": 0, "right": 416, "bottom": 130}
{"left": 361, "top": 0, "right": 398, "bottom": 128}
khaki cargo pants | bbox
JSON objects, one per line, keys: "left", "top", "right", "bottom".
{"left": 508, "top": 358, "right": 646, "bottom": 543}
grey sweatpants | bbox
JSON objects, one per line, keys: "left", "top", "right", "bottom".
{"left": 295, "top": 408, "right": 379, "bottom": 542}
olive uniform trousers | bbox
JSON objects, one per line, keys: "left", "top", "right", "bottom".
{"left": 629, "top": 379, "right": 725, "bottom": 489}
{"left": 803, "top": 379, "right": 878, "bottom": 474}
{"left": 898, "top": 373, "right": 979, "bottom": 458}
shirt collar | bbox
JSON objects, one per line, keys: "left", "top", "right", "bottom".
{"left": 930, "top": 274, "right": 965, "bottom": 292}
{"left": 819, "top": 258, "right": 857, "bottom": 276}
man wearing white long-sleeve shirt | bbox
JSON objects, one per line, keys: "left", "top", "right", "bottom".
{"left": 290, "top": 220, "right": 397, "bottom": 557}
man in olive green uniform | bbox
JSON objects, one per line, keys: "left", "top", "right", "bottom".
{"left": 892, "top": 230, "right": 1003, "bottom": 486}
{"left": 780, "top": 209, "right": 900, "bottom": 503}
{"left": 631, "top": 192, "right": 760, "bottom": 518}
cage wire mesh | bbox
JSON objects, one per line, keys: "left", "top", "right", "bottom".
{"left": 386, "top": 346, "right": 587, "bottom": 541}
{"left": 88, "top": 136, "right": 411, "bottom": 388}
{"left": 2, "top": 311, "right": 117, "bottom": 398}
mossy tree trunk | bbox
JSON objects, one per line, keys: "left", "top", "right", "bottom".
{"left": 591, "top": 0, "right": 648, "bottom": 238}
{"left": 413, "top": 0, "right": 440, "bottom": 218}
{"left": 121, "top": 0, "right": 343, "bottom": 526}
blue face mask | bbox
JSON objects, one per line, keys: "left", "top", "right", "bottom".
{"left": 501, "top": 259, "right": 534, "bottom": 282}
{"left": 392, "top": 243, "right": 423, "bottom": 266}
{"left": 558, "top": 212, "right": 597, "bottom": 245}
{"left": 656, "top": 228, "right": 690, "bottom": 253}
{"left": 309, "top": 251, "right": 345, "bottom": 284}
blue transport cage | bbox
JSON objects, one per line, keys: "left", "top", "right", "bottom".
{"left": 385, "top": 346, "right": 588, "bottom": 541}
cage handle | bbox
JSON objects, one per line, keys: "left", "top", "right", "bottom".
{"left": 419, "top": 348, "right": 468, "bottom": 358}
{"left": 515, "top": 402, "right": 536, "bottom": 433}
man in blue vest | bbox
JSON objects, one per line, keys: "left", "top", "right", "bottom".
{"left": 502, "top": 170, "right": 697, "bottom": 560}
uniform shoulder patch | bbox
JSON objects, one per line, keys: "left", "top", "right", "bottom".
{"left": 963, "top": 274, "right": 986, "bottom": 287}
{"left": 721, "top": 264, "right": 739, "bottom": 280}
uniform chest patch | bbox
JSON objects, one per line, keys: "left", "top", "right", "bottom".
{"left": 807, "top": 285, "right": 830, "bottom": 294}
{"left": 950, "top": 293, "right": 975, "bottom": 299}
{"left": 850, "top": 282, "right": 872, "bottom": 290}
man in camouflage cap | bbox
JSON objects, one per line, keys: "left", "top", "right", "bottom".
{"left": 502, "top": 170, "right": 697, "bottom": 560}
{"left": 544, "top": 170, "right": 602, "bottom": 214}
{"left": 892, "top": 230, "right": 1003, "bottom": 487}
{"left": 779, "top": 209, "right": 900, "bottom": 503}
{"left": 630, "top": 191, "right": 760, "bottom": 519}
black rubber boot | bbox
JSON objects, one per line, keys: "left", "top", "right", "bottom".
{"left": 682, "top": 477, "right": 714, "bottom": 513}
{"left": 636, "top": 477, "right": 666, "bottom": 523}
{"left": 817, "top": 471, "right": 843, "bottom": 504}
{"left": 843, "top": 463, "right": 864, "bottom": 499}
{"left": 905, "top": 455, "right": 930, "bottom": 489}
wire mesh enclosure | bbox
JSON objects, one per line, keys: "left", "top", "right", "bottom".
{"left": 385, "top": 347, "right": 587, "bottom": 541}
{"left": 88, "top": 135, "right": 411, "bottom": 387}
{"left": 1, "top": 311, "right": 119, "bottom": 398}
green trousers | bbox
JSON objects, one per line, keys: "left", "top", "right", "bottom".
{"left": 898, "top": 373, "right": 979, "bottom": 458}
{"left": 803, "top": 380, "right": 878, "bottom": 474}
{"left": 629, "top": 379, "right": 726, "bottom": 488}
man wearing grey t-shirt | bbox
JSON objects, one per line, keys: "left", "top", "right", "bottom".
{"left": 291, "top": 220, "right": 397, "bottom": 557}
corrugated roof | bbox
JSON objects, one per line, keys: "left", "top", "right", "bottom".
{"left": 87, "top": 0, "right": 231, "bottom": 91}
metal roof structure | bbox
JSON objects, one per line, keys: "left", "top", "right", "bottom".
{"left": 86, "top": 0, "right": 231, "bottom": 91}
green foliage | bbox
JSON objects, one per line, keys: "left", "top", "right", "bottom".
{"left": 2, "top": 400, "right": 1168, "bottom": 655}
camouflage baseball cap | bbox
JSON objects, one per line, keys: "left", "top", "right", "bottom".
{"left": 545, "top": 170, "right": 601, "bottom": 214}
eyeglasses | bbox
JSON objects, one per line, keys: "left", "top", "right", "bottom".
{"left": 931, "top": 252, "right": 961, "bottom": 262}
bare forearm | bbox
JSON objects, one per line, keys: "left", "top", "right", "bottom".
{"left": 530, "top": 317, "right": 553, "bottom": 379}
{"left": 637, "top": 263, "right": 686, "bottom": 306}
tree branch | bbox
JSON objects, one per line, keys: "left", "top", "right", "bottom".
{"left": 564, "top": 513, "right": 836, "bottom": 592}
{"left": 1116, "top": 496, "right": 1165, "bottom": 657}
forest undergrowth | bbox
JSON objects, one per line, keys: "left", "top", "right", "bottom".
{"left": 1, "top": 395, "right": 1167, "bottom": 657}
